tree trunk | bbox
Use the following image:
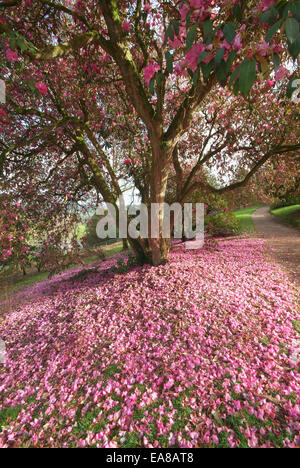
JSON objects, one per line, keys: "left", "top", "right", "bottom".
{"left": 127, "top": 142, "right": 171, "bottom": 266}
{"left": 122, "top": 239, "right": 129, "bottom": 250}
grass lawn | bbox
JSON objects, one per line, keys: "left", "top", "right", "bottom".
{"left": 270, "top": 204, "right": 300, "bottom": 229}
{"left": 234, "top": 206, "right": 263, "bottom": 233}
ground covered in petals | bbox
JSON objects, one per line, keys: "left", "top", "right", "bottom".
{"left": 0, "top": 238, "right": 299, "bottom": 448}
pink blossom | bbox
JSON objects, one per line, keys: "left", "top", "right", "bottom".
{"left": 122, "top": 21, "right": 131, "bottom": 33}
{"left": 180, "top": 3, "right": 190, "bottom": 22}
{"left": 35, "top": 82, "right": 48, "bottom": 96}
{"left": 275, "top": 65, "right": 289, "bottom": 81}
{"left": 261, "top": 0, "right": 276, "bottom": 11}
{"left": 186, "top": 43, "right": 206, "bottom": 72}
{"left": 190, "top": 0, "right": 202, "bottom": 8}
{"left": 5, "top": 48, "right": 18, "bottom": 62}
{"left": 257, "top": 40, "right": 269, "bottom": 57}
{"left": 144, "top": 61, "right": 160, "bottom": 85}
{"left": 232, "top": 33, "right": 242, "bottom": 51}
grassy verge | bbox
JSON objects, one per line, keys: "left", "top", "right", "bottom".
{"left": 0, "top": 243, "right": 124, "bottom": 301}
{"left": 234, "top": 206, "right": 263, "bottom": 233}
{"left": 270, "top": 204, "right": 300, "bottom": 229}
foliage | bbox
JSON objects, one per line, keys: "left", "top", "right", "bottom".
{"left": 271, "top": 196, "right": 300, "bottom": 209}
{"left": 85, "top": 214, "right": 120, "bottom": 247}
{"left": 205, "top": 211, "right": 241, "bottom": 237}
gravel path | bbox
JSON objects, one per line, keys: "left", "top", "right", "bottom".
{"left": 253, "top": 206, "right": 300, "bottom": 283}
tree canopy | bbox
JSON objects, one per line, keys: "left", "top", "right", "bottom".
{"left": 0, "top": 0, "right": 299, "bottom": 265}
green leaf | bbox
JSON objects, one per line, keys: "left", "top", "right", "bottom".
{"left": 259, "top": 9, "right": 274, "bottom": 24}
{"left": 201, "top": 59, "right": 214, "bottom": 80}
{"left": 229, "top": 64, "right": 241, "bottom": 88}
{"left": 197, "top": 51, "right": 209, "bottom": 65}
{"left": 233, "top": 4, "right": 242, "bottom": 22}
{"left": 156, "top": 72, "right": 164, "bottom": 87}
{"left": 186, "top": 11, "right": 191, "bottom": 28}
{"left": 289, "top": 2, "right": 300, "bottom": 20}
{"left": 233, "top": 79, "right": 240, "bottom": 95}
{"left": 186, "top": 24, "right": 197, "bottom": 50}
{"left": 285, "top": 17, "right": 299, "bottom": 44}
{"left": 164, "top": 23, "right": 174, "bottom": 43}
{"left": 239, "top": 58, "right": 256, "bottom": 97}
{"left": 272, "top": 53, "right": 280, "bottom": 72}
{"left": 287, "top": 77, "right": 297, "bottom": 98}
{"left": 265, "top": 19, "right": 283, "bottom": 42}
{"left": 203, "top": 18, "right": 213, "bottom": 42}
{"left": 223, "top": 22, "right": 236, "bottom": 44}
{"left": 224, "top": 50, "right": 237, "bottom": 75}
{"left": 172, "top": 19, "right": 179, "bottom": 36}
{"left": 192, "top": 68, "right": 199, "bottom": 87}
{"left": 149, "top": 77, "right": 155, "bottom": 95}
{"left": 9, "top": 37, "right": 16, "bottom": 50}
{"left": 16, "top": 37, "right": 27, "bottom": 52}
{"left": 216, "top": 60, "right": 228, "bottom": 85}
{"left": 165, "top": 51, "right": 173, "bottom": 73}
{"left": 215, "top": 48, "right": 225, "bottom": 66}
{"left": 287, "top": 34, "right": 300, "bottom": 57}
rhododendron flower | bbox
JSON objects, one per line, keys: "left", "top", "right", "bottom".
{"left": 186, "top": 43, "right": 206, "bottom": 72}
{"left": 190, "top": 0, "right": 201, "bottom": 8}
{"left": 275, "top": 65, "right": 289, "bottom": 81}
{"left": 5, "top": 48, "right": 18, "bottom": 62}
{"left": 232, "top": 33, "right": 242, "bottom": 51}
{"left": 144, "top": 2, "right": 151, "bottom": 13}
{"left": 180, "top": 3, "right": 189, "bottom": 21}
{"left": 35, "top": 82, "right": 48, "bottom": 96}
{"left": 144, "top": 61, "right": 160, "bottom": 85}
{"left": 267, "top": 80, "right": 275, "bottom": 88}
{"left": 0, "top": 109, "right": 7, "bottom": 120}
{"left": 122, "top": 21, "right": 130, "bottom": 33}
{"left": 261, "top": 0, "right": 276, "bottom": 11}
{"left": 257, "top": 40, "right": 269, "bottom": 57}
{"left": 124, "top": 158, "right": 132, "bottom": 165}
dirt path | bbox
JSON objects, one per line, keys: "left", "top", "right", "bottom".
{"left": 253, "top": 206, "right": 300, "bottom": 284}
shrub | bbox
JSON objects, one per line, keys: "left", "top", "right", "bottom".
{"left": 205, "top": 211, "right": 241, "bottom": 237}
{"left": 85, "top": 214, "right": 120, "bottom": 247}
{"left": 271, "top": 196, "right": 300, "bottom": 210}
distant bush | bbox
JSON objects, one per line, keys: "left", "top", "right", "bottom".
{"left": 271, "top": 197, "right": 300, "bottom": 210}
{"left": 205, "top": 211, "right": 241, "bottom": 237}
{"left": 85, "top": 214, "right": 120, "bottom": 247}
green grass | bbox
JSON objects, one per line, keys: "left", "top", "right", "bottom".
{"left": 234, "top": 206, "right": 263, "bottom": 233}
{"left": 270, "top": 204, "right": 300, "bottom": 229}
{"left": 76, "top": 222, "right": 87, "bottom": 241}
{"left": 0, "top": 244, "right": 124, "bottom": 300}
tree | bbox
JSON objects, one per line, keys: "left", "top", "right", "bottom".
{"left": 0, "top": 0, "right": 299, "bottom": 265}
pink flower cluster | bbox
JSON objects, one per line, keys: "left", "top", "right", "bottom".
{"left": 0, "top": 238, "right": 299, "bottom": 448}
{"left": 35, "top": 82, "right": 48, "bottom": 96}
{"left": 144, "top": 61, "right": 161, "bottom": 86}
